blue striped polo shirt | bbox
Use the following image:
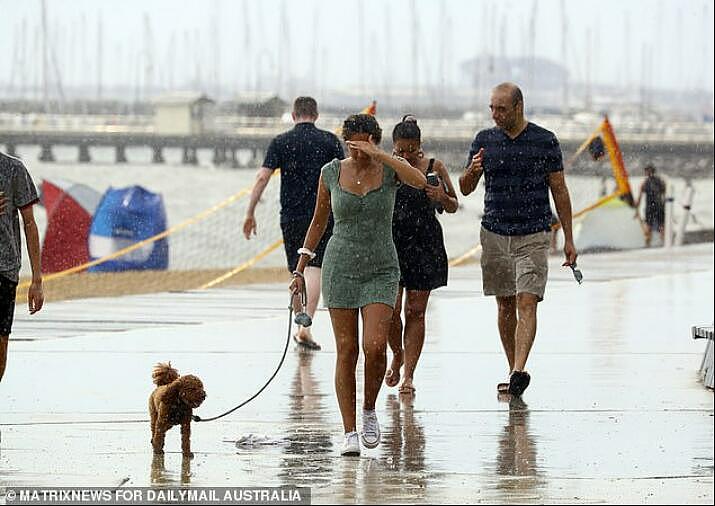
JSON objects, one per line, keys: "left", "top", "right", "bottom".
{"left": 466, "top": 122, "right": 563, "bottom": 236}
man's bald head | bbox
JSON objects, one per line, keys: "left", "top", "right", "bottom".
{"left": 493, "top": 82, "right": 523, "bottom": 107}
{"left": 489, "top": 82, "right": 525, "bottom": 133}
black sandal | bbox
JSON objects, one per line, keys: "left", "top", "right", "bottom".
{"left": 508, "top": 371, "right": 531, "bottom": 396}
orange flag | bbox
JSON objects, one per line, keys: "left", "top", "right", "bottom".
{"left": 336, "top": 100, "right": 377, "bottom": 136}
{"left": 360, "top": 100, "right": 377, "bottom": 116}
{"left": 600, "top": 116, "right": 634, "bottom": 206}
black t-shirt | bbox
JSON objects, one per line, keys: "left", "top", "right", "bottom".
{"left": 643, "top": 175, "right": 666, "bottom": 211}
{"left": 466, "top": 122, "right": 563, "bottom": 236}
{"left": 263, "top": 123, "right": 344, "bottom": 223}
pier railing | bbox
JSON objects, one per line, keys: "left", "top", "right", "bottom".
{"left": 1, "top": 113, "right": 713, "bottom": 171}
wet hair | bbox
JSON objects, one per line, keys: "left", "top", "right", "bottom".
{"left": 392, "top": 114, "right": 421, "bottom": 143}
{"left": 342, "top": 114, "right": 382, "bottom": 144}
{"left": 293, "top": 96, "right": 318, "bottom": 118}
{"left": 494, "top": 82, "right": 524, "bottom": 107}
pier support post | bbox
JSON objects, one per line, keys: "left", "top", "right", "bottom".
{"left": 39, "top": 144, "right": 55, "bottom": 162}
{"left": 230, "top": 148, "right": 239, "bottom": 168}
{"left": 78, "top": 143, "right": 91, "bottom": 163}
{"left": 152, "top": 146, "right": 165, "bottom": 164}
{"left": 6, "top": 144, "right": 17, "bottom": 157}
{"left": 212, "top": 146, "right": 227, "bottom": 165}
{"left": 116, "top": 145, "right": 128, "bottom": 163}
{"left": 182, "top": 146, "right": 198, "bottom": 165}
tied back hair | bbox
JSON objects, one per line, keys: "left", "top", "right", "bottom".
{"left": 392, "top": 114, "right": 421, "bottom": 142}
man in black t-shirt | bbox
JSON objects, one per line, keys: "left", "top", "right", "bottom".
{"left": 459, "top": 83, "right": 577, "bottom": 397}
{"left": 243, "top": 97, "right": 344, "bottom": 350}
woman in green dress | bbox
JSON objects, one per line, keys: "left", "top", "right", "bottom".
{"left": 290, "top": 114, "right": 427, "bottom": 456}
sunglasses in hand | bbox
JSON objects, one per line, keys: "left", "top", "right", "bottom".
{"left": 569, "top": 262, "right": 583, "bottom": 284}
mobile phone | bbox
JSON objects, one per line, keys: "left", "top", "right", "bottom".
{"left": 425, "top": 171, "right": 444, "bottom": 213}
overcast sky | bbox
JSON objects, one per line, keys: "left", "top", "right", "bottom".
{"left": 1, "top": 0, "right": 713, "bottom": 99}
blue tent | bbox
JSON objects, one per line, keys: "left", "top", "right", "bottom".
{"left": 88, "top": 186, "right": 169, "bottom": 272}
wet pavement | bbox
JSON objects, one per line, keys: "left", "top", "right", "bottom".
{"left": 1, "top": 244, "right": 713, "bottom": 504}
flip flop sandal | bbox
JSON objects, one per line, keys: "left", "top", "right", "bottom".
{"left": 292, "top": 335, "right": 321, "bottom": 351}
{"left": 399, "top": 384, "right": 416, "bottom": 395}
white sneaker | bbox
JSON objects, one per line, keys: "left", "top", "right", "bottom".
{"left": 340, "top": 431, "right": 360, "bottom": 456}
{"left": 360, "top": 409, "right": 381, "bottom": 449}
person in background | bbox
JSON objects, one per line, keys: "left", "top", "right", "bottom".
{"left": 634, "top": 164, "right": 666, "bottom": 247}
{"left": 243, "top": 97, "right": 344, "bottom": 350}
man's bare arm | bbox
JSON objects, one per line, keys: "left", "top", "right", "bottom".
{"left": 243, "top": 167, "right": 273, "bottom": 239}
{"left": 548, "top": 171, "right": 578, "bottom": 266}
{"left": 20, "top": 205, "right": 44, "bottom": 314}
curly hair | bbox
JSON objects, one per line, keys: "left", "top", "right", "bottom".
{"left": 342, "top": 114, "right": 382, "bottom": 144}
{"left": 152, "top": 362, "right": 179, "bottom": 386}
{"left": 392, "top": 114, "right": 421, "bottom": 142}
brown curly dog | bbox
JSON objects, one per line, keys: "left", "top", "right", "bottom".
{"left": 149, "top": 362, "right": 206, "bottom": 458}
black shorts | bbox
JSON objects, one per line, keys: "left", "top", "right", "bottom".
{"left": 1, "top": 275, "right": 18, "bottom": 336}
{"left": 646, "top": 205, "right": 665, "bottom": 230}
{"left": 281, "top": 216, "right": 333, "bottom": 272}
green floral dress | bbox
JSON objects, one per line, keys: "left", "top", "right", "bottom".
{"left": 320, "top": 158, "right": 400, "bottom": 309}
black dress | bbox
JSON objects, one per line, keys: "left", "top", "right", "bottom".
{"left": 392, "top": 159, "right": 449, "bottom": 291}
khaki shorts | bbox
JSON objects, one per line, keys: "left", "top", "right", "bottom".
{"left": 480, "top": 227, "right": 550, "bottom": 301}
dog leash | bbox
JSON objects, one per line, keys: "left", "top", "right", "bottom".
{"left": 0, "top": 418, "right": 149, "bottom": 426}
{"left": 2, "top": 286, "right": 311, "bottom": 427}
{"left": 192, "top": 282, "right": 311, "bottom": 423}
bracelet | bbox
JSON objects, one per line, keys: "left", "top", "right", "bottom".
{"left": 297, "top": 247, "right": 316, "bottom": 260}
{"left": 292, "top": 270, "right": 305, "bottom": 279}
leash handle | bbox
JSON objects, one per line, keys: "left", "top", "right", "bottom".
{"left": 290, "top": 271, "right": 308, "bottom": 306}
{"left": 290, "top": 272, "right": 312, "bottom": 327}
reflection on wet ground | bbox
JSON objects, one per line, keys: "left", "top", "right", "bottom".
{"left": 378, "top": 394, "right": 429, "bottom": 500}
{"left": 493, "top": 396, "right": 542, "bottom": 502}
{"left": 1, "top": 245, "right": 713, "bottom": 503}
{"left": 383, "top": 393, "right": 427, "bottom": 474}
{"left": 278, "top": 351, "right": 334, "bottom": 489}
{"left": 150, "top": 454, "right": 192, "bottom": 487}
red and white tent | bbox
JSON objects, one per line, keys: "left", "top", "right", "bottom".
{"left": 40, "top": 179, "right": 102, "bottom": 274}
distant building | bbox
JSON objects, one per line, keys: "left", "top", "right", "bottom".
{"left": 231, "top": 92, "right": 288, "bottom": 117}
{"left": 460, "top": 56, "right": 569, "bottom": 110}
{"left": 153, "top": 92, "right": 215, "bottom": 135}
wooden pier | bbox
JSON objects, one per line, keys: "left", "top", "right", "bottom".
{"left": 1, "top": 127, "right": 713, "bottom": 175}
{"left": 0, "top": 131, "right": 273, "bottom": 167}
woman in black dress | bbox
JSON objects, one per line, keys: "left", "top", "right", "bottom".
{"left": 386, "top": 116, "right": 459, "bottom": 394}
